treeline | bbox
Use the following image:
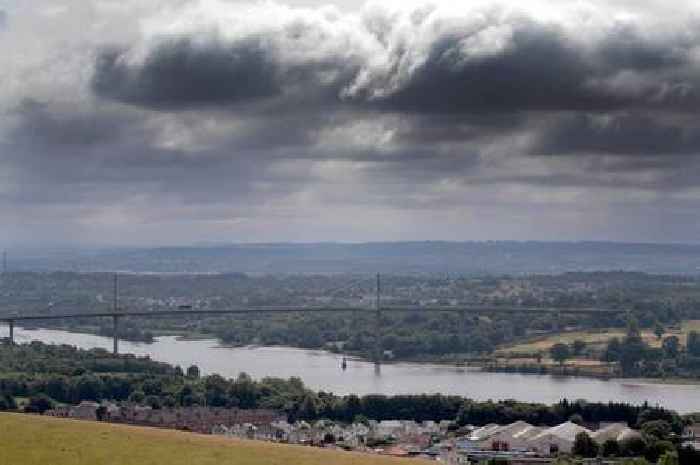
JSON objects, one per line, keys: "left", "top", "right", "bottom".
{"left": 4, "top": 271, "right": 700, "bottom": 363}
{"left": 600, "top": 319, "right": 700, "bottom": 377}
{"left": 0, "top": 342, "right": 685, "bottom": 434}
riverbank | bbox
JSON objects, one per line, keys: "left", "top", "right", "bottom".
{"left": 3, "top": 325, "right": 700, "bottom": 412}
{"left": 10, "top": 322, "right": 700, "bottom": 385}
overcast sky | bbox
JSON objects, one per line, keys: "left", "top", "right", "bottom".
{"left": 2, "top": 0, "right": 700, "bottom": 247}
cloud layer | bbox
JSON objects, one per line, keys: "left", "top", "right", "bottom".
{"left": 3, "top": 0, "right": 700, "bottom": 246}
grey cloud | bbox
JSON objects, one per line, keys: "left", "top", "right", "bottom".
{"left": 92, "top": 38, "right": 281, "bottom": 109}
{"left": 0, "top": 98, "right": 327, "bottom": 208}
{"left": 8, "top": 0, "right": 700, "bottom": 246}
{"left": 370, "top": 24, "right": 700, "bottom": 114}
{"left": 12, "top": 99, "right": 137, "bottom": 147}
{"left": 534, "top": 114, "right": 700, "bottom": 156}
{"left": 90, "top": 7, "right": 700, "bottom": 118}
{"left": 597, "top": 26, "right": 689, "bottom": 71}
{"left": 370, "top": 23, "right": 599, "bottom": 113}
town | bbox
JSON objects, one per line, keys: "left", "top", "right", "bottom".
{"left": 40, "top": 400, "right": 697, "bottom": 464}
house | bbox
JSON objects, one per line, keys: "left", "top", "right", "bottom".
{"left": 592, "top": 422, "right": 640, "bottom": 443}
{"left": 509, "top": 424, "right": 545, "bottom": 450}
{"left": 528, "top": 421, "right": 593, "bottom": 455}
{"left": 341, "top": 423, "right": 370, "bottom": 448}
{"left": 682, "top": 441, "right": 700, "bottom": 451}
{"left": 477, "top": 421, "right": 535, "bottom": 450}
{"left": 374, "top": 420, "right": 405, "bottom": 439}
{"left": 683, "top": 424, "right": 700, "bottom": 440}
{"left": 468, "top": 423, "right": 502, "bottom": 441}
{"left": 70, "top": 401, "right": 100, "bottom": 420}
{"left": 44, "top": 406, "right": 71, "bottom": 418}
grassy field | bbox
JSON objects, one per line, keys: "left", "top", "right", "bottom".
{"left": 497, "top": 320, "right": 700, "bottom": 356}
{"left": 0, "top": 414, "right": 429, "bottom": 465}
{"left": 485, "top": 320, "right": 700, "bottom": 375}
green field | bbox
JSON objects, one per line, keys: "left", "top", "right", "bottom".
{"left": 0, "top": 414, "right": 428, "bottom": 465}
{"left": 497, "top": 320, "right": 700, "bottom": 355}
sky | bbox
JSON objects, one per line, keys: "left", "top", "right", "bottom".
{"left": 2, "top": 0, "right": 700, "bottom": 246}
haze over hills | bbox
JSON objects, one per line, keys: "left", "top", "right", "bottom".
{"left": 8, "top": 241, "right": 700, "bottom": 275}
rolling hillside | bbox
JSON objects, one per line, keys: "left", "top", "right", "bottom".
{"left": 0, "top": 414, "right": 429, "bottom": 465}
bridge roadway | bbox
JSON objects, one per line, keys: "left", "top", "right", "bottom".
{"left": 0, "top": 305, "right": 626, "bottom": 358}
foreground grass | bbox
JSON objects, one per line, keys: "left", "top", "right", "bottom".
{"left": 0, "top": 414, "right": 429, "bottom": 465}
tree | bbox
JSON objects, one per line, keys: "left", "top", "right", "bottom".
{"left": 128, "top": 390, "right": 145, "bottom": 404}
{"left": 602, "top": 337, "right": 622, "bottom": 362}
{"left": 645, "top": 440, "right": 675, "bottom": 463}
{"left": 24, "top": 394, "right": 54, "bottom": 414}
{"left": 660, "top": 336, "right": 680, "bottom": 359}
{"left": 601, "top": 438, "right": 620, "bottom": 457}
{"left": 204, "top": 374, "right": 229, "bottom": 407}
{"left": 96, "top": 405, "right": 108, "bottom": 421}
{"left": 550, "top": 343, "right": 571, "bottom": 366}
{"left": 620, "top": 436, "right": 647, "bottom": 457}
{"left": 230, "top": 373, "right": 258, "bottom": 409}
{"left": 619, "top": 331, "right": 648, "bottom": 376}
{"left": 572, "top": 340, "right": 586, "bottom": 356}
{"left": 687, "top": 331, "right": 700, "bottom": 357}
{"left": 297, "top": 394, "right": 319, "bottom": 420}
{"left": 0, "top": 394, "right": 17, "bottom": 411}
{"left": 658, "top": 451, "right": 679, "bottom": 465}
{"left": 641, "top": 420, "right": 672, "bottom": 441}
{"left": 654, "top": 323, "right": 665, "bottom": 340}
{"left": 75, "top": 375, "right": 103, "bottom": 401}
{"left": 572, "top": 431, "right": 598, "bottom": 458}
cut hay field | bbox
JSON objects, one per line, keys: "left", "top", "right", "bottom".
{"left": 0, "top": 414, "right": 429, "bottom": 465}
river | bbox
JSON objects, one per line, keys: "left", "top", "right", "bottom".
{"left": 2, "top": 325, "right": 699, "bottom": 413}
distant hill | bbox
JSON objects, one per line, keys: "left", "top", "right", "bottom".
{"left": 7, "top": 241, "right": 700, "bottom": 274}
{"left": 0, "top": 413, "right": 423, "bottom": 465}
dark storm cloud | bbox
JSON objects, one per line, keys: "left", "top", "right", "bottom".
{"left": 9, "top": 0, "right": 700, "bottom": 245}
{"left": 92, "top": 38, "right": 281, "bottom": 108}
{"left": 90, "top": 10, "right": 700, "bottom": 119}
{"left": 369, "top": 23, "right": 600, "bottom": 113}
{"left": 369, "top": 25, "right": 700, "bottom": 114}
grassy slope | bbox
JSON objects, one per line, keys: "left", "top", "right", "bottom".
{"left": 0, "top": 414, "right": 429, "bottom": 465}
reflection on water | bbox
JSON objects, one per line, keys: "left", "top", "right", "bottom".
{"left": 1, "top": 325, "right": 699, "bottom": 413}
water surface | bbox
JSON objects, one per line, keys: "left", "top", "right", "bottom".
{"left": 2, "top": 325, "right": 698, "bottom": 413}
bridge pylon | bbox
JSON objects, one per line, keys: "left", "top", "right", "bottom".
{"left": 112, "top": 315, "right": 120, "bottom": 355}
{"left": 374, "top": 273, "right": 382, "bottom": 366}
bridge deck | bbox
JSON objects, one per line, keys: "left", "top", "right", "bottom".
{"left": 1, "top": 305, "right": 625, "bottom": 322}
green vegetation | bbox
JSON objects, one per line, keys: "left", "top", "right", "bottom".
{"left": 1, "top": 342, "right": 699, "bottom": 464}
{"left": 0, "top": 413, "right": 425, "bottom": 465}
{"left": 0, "top": 341, "right": 684, "bottom": 430}
{"left": 599, "top": 320, "right": 700, "bottom": 378}
{"left": 4, "top": 271, "right": 700, "bottom": 377}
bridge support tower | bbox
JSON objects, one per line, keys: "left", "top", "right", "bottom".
{"left": 112, "top": 315, "right": 120, "bottom": 355}
{"left": 374, "top": 273, "right": 382, "bottom": 366}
